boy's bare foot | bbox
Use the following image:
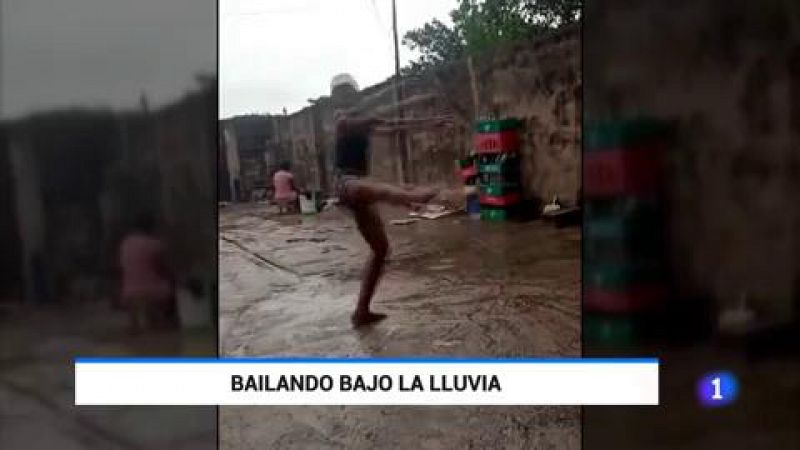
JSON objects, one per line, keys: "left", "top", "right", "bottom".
{"left": 351, "top": 311, "right": 388, "bottom": 328}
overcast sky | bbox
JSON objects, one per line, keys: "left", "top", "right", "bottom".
{"left": 220, "top": 0, "right": 456, "bottom": 119}
{"left": 1, "top": 0, "right": 216, "bottom": 119}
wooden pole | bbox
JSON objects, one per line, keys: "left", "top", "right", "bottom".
{"left": 391, "top": 0, "right": 410, "bottom": 183}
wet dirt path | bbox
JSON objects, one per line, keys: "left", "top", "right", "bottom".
{"left": 219, "top": 204, "right": 581, "bottom": 449}
{"left": 0, "top": 304, "right": 216, "bottom": 449}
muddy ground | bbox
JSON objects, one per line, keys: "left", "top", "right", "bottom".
{"left": 0, "top": 303, "right": 216, "bottom": 449}
{"left": 219, "top": 203, "right": 581, "bottom": 449}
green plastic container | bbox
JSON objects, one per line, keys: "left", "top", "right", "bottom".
{"left": 584, "top": 235, "right": 665, "bottom": 264}
{"left": 474, "top": 118, "right": 523, "bottom": 134}
{"left": 584, "top": 220, "right": 664, "bottom": 262}
{"left": 584, "top": 199, "right": 663, "bottom": 240}
{"left": 479, "top": 172, "right": 522, "bottom": 186}
{"left": 584, "top": 117, "right": 672, "bottom": 152}
{"left": 457, "top": 156, "right": 475, "bottom": 169}
{"left": 479, "top": 163, "right": 520, "bottom": 177}
{"left": 583, "top": 262, "right": 663, "bottom": 290}
{"left": 584, "top": 196, "right": 660, "bottom": 219}
{"left": 480, "top": 207, "right": 509, "bottom": 221}
{"left": 480, "top": 183, "right": 520, "bottom": 196}
{"left": 584, "top": 315, "right": 636, "bottom": 345}
{"left": 479, "top": 163, "right": 502, "bottom": 174}
{"left": 584, "top": 215, "right": 661, "bottom": 240}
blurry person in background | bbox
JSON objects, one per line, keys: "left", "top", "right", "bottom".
{"left": 118, "top": 213, "right": 178, "bottom": 333}
{"left": 272, "top": 160, "right": 299, "bottom": 214}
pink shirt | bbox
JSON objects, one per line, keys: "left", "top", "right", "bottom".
{"left": 119, "top": 233, "right": 173, "bottom": 304}
{"left": 273, "top": 170, "right": 297, "bottom": 201}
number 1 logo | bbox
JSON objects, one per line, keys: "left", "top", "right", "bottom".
{"left": 711, "top": 377, "right": 723, "bottom": 400}
{"left": 697, "top": 371, "right": 738, "bottom": 407}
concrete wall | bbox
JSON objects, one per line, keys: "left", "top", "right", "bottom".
{"left": 585, "top": 0, "right": 800, "bottom": 318}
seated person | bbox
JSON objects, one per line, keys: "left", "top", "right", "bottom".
{"left": 272, "top": 161, "right": 299, "bottom": 214}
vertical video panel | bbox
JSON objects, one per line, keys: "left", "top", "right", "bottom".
{"left": 0, "top": 0, "right": 218, "bottom": 448}
{"left": 584, "top": 0, "right": 800, "bottom": 448}
{"left": 219, "top": 0, "right": 581, "bottom": 448}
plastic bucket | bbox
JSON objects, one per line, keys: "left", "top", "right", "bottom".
{"left": 299, "top": 193, "right": 317, "bottom": 214}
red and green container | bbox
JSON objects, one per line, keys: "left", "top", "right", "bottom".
{"left": 475, "top": 131, "right": 520, "bottom": 154}
{"left": 583, "top": 117, "right": 670, "bottom": 317}
{"left": 480, "top": 192, "right": 521, "bottom": 207}
{"left": 584, "top": 146, "right": 665, "bottom": 197}
{"left": 480, "top": 207, "right": 510, "bottom": 222}
{"left": 584, "top": 314, "right": 637, "bottom": 345}
{"left": 584, "top": 117, "right": 672, "bottom": 152}
{"left": 584, "top": 284, "right": 667, "bottom": 314}
{"left": 475, "top": 117, "right": 523, "bottom": 221}
{"left": 475, "top": 118, "right": 523, "bottom": 134}
{"left": 480, "top": 182, "right": 520, "bottom": 197}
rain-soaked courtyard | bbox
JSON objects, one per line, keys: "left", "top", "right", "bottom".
{"left": 219, "top": 203, "right": 581, "bottom": 449}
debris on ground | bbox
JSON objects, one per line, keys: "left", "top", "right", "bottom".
{"left": 409, "top": 204, "right": 460, "bottom": 220}
{"left": 390, "top": 218, "right": 420, "bottom": 226}
{"left": 432, "top": 340, "right": 460, "bottom": 348}
{"left": 286, "top": 237, "right": 328, "bottom": 243}
{"left": 542, "top": 206, "right": 581, "bottom": 228}
{"left": 718, "top": 294, "right": 757, "bottom": 335}
{"left": 320, "top": 198, "right": 338, "bottom": 211}
{"left": 542, "top": 195, "right": 562, "bottom": 214}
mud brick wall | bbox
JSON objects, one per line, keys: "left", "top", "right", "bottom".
{"left": 425, "top": 24, "right": 581, "bottom": 203}
{"left": 155, "top": 86, "right": 217, "bottom": 285}
{"left": 288, "top": 107, "right": 321, "bottom": 190}
{"left": 275, "top": 25, "right": 580, "bottom": 204}
{"left": 364, "top": 91, "right": 462, "bottom": 186}
{"left": 2, "top": 83, "right": 217, "bottom": 303}
{"left": 0, "top": 133, "right": 22, "bottom": 300}
{"left": 585, "top": 0, "right": 800, "bottom": 318}
{"left": 364, "top": 25, "right": 581, "bottom": 202}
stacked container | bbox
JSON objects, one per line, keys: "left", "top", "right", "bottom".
{"left": 583, "top": 117, "right": 671, "bottom": 343}
{"left": 474, "top": 118, "right": 523, "bottom": 221}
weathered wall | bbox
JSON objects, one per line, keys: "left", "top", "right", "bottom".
{"left": 2, "top": 83, "right": 217, "bottom": 304}
{"left": 7, "top": 110, "right": 122, "bottom": 301}
{"left": 0, "top": 131, "right": 22, "bottom": 301}
{"left": 265, "top": 115, "right": 293, "bottom": 179}
{"left": 425, "top": 24, "right": 581, "bottom": 203}
{"left": 287, "top": 107, "right": 320, "bottom": 190}
{"left": 257, "top": 25, "right": 580, "bottom": 204}
{"left": 585, "top": 0, "right": 800, "bottom": 318}
{"left": 155, "top": 85, "right": 217, "bottom": 288}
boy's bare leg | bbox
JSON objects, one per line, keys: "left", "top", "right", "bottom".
{"left": 350, "top": 204, "right": 390, "bottom": 327}
{"left": 346, "top": 179, "right": 437, "bottom": 207}
{"left": 342, "top": 180, "right": 436, "bottom": 327}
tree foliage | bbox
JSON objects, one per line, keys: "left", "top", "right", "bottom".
{"left": 402, "top": 0, "right": 580, "bottom": 74}
{"left": 524, "top": 0, "right": 581, "bottom": 28}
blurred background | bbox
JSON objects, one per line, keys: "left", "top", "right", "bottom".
{"left": 584, "top": 0, "right": 800, "bottom": 448}
{"left": 0, "top": 0, "right": 217, "bottom": 448}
